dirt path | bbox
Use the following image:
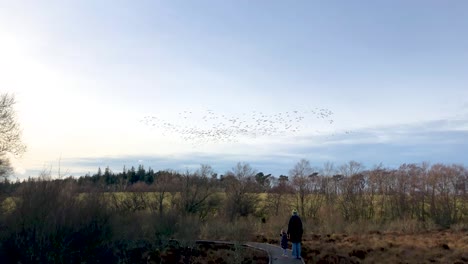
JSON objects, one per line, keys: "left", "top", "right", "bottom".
{"left": 246, "top": 242, "right": 305, "bottom": 264}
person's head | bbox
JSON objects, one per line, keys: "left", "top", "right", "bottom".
{"left": 292, "top": 209, "right": 298, "bottom": 215}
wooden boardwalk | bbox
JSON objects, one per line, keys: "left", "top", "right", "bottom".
{"left": 246, "top": 242, "right": 305, "bottom": 264}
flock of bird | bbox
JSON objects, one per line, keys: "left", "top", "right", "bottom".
{"left": 141, "top": 108, "right": 336, "bottom": 146}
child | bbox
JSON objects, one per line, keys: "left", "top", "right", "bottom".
{"left": 280, "top": 229, "right": 288, "bottom": 257}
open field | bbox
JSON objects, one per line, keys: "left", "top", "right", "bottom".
{"left": 304, "top": 230, "right": 468, "bottom": 264}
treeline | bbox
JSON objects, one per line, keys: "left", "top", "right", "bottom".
{"left": 3, "top": 163, "right": 274, "bottom": 194}
{"left": 73, "top": 164, "right": 272, "bottom": 193}
{"left": 286, "top": 160, "right": 467, "bottom": 228}
{"left": 4, "top": 160, "right": 467, "bottom": 227}
{"left": 70, "top": 161, "right": 467, "bottom": 228}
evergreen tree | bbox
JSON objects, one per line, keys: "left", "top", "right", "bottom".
{"left": 129, "top": 166, "right": 139, "bottom": 184}
{"left": 137, "top": 164, "right": 146, "bottom": 181}
{"left": 104, "top": 166, "right": 115, "bottom": 185}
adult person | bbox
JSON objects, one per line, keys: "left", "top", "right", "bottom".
{"left": 287, "top": 209, "right": 303, "bottom": 260}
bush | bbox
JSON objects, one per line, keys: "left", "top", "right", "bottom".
{"left": 0, "top": 176, "right": 113, "bottom": 263}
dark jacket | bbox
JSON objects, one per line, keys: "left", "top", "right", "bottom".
{"left": 280, "top": 232, "right": 288, "bottom": 249}
{"left": 287, "top": 214, "right": 303, "bottom": 243}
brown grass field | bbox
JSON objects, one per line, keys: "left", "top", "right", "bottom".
{"left": 257, "top": 230, "right": 468, "bottom": 263}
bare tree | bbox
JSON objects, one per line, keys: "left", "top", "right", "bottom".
{"left": 290, "top": 159, "right": 314, "bottom": 216}
{"left": 150, "top": 170, "right": 179, "bottom": 216}
{"left": 306, "top": 172, "right": 326, "bottom": 220}
{"left": 0, "top": 93, "right": 26, "bottom": 179}
{"left": 321, "top": 161, "right": 337, "bottom": 177}
{"left": 0, "top": 155, "right": 12, "bottom": 179}
{"left": 178, "top": 164, "right": 217, "bottom": 218}
{"left": 339, "top": 160, "right": 364, "bottom": 177}
{"left": 267, "top": 175, "right": 294, "bottom": 216}
{"left": 223, "top": 162, "right": 258, "bottom": 220}
{"left": 427, "top": 164, "right": 463, "bottom": 227}
{"left": 367, "top": 165, "right": 392, "bottom": 221}
{"left": 0, "top": 94, "right": 26, "bottom": 155}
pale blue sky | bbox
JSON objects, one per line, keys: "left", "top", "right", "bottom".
{"left": 1, "top": 1, "right": 467, "bottom": 177}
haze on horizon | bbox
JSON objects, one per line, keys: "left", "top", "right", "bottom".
{"left": 1, "top": 1, "right": 467, "bottom": 177}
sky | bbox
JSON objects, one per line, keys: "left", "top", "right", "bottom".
{"left": 1, "top": 0, "right": 468, "bottom": 178}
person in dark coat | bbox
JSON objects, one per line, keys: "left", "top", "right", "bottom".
{"left": 287, "top": 209, "right": 303, "bottom": 259}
